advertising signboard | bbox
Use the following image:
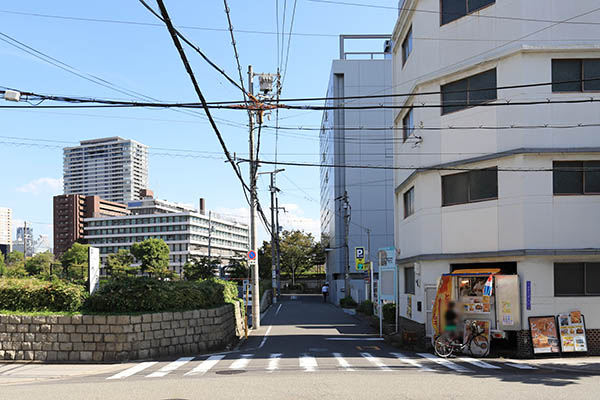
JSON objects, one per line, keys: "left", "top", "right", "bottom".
{"left": 88, "top": 246, "right": 100, "bottom": 295}
{"left": 558, "top": 311, "right": 588, "bottom": 353}
{"left": 529, "top": 316, "right": 560, "bottom": 354}
{"left": 495, "top": 275, "right": 521, "bottom": 331}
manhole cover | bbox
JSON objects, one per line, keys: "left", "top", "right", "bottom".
{"left": 215, "top": 370, "right": 247, "bottom": 375}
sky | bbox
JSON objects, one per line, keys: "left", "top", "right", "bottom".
{"left": 0, "top": 0, "right": 399, "bottom": 246}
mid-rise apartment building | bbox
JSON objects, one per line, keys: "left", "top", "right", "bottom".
{"left": 320, "top": 35, "right": 395, "bottom": 304}
{"left": 63, "top": 137, "right": 148, "bottom": 204}
{"left": 0, "top": 207, "right": 11, "bottom": 257}
{"left": 391, "top": 0, "right": 600, "bottom": 355}
{"left": 84, "top": 195, "right": 249, "bottom": 275}
{"left": 53, "top": 194, "right": 129, "bottom": 257}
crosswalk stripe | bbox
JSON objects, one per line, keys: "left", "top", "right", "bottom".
{"left": 184, "top": 355, "right": 225, "bottom": 376}
{"left": 417, "top": 353, "right": 472, "bottom": 373}
{"left": 299, "top": 354, "right": 318, "bottom": 372}
{"left": 267, "top": 353, "right": 282, "bottom": 372}
{"left": 146, "top": 357, "right": 194, "bottom": 378}
{"left": 506, "top": 362, "right": 537, "bottom": 370}
{"left": 229, "top": 354, "right": 253, "bottom": 370}
{"left": 390, "top": 352, "right": 434, "bottom": 371}
{"left": 458, "top": 357, "right": 501, "bottom": 369}
{"left": 107, "top": 361, "right": 158, "bottom": 380}
{"left": 332, "top": 352, "right": 354, "bottom": 371}
{"left": 360, "top": 352, "right": 391, "bottom": 371}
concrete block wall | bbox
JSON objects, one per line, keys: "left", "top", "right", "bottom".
{"left": 0, "top": 302, "right": 244, "bottom": 362}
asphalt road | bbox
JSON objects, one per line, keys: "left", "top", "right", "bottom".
{"left": 1, "top": 295, "right": 599, "bottom": 400}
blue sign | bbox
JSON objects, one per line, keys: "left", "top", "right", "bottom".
{"left": 247, "top": 250, "right": 256, "bottom": 260}
{"left": 526, "top": 281, "right": 531, "bottom": 310}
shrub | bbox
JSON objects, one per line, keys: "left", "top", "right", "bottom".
{"left": 0, "top": 277, "right": 87, "bottom": 312}
{"left": 357, "top": 300, "right": 374, "bottom": 315}
{"left": 382, "top": 302, "right": 396, "bottom": 324}
{"left": 339, "top": 296, "right": 358, "bottom": 308}
{"left": 286, "top": 283, "right": 304, "bottom": 292}
{"left": 84, "top": 277, "right": 239, "bottom": 313}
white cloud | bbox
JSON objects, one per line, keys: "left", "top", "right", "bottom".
{"left": 16, "top": 177, "right": 62, "bottom": 195}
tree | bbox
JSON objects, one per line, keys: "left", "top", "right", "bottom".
{"left": 183, "top": 256, "right": 220, "bottom": 281}
{"left": 107, "top": 249, "right": 137, "bottom": 278}
{"left": 130, "top": 238, "right": 174, "bottom": 280}
{"left": 279, "top": 230, "right": 322, "bottom": 285}
{"left": 61, "top": 243, "right": 89, "bottom": 281}
{"left": 0, "top": 253, "right": 5, "bottom": 276}
{"left": 5, "top": 251, "right": 24, "bottom": 266}
{"left": 257, "top": 241, "right": 276, "bottom": 280}
{"left": 4, "top": 251, "right": 26, "bottom": 277}
{"left": 226, "top": 257, "right": 249, "bottom": 280}
{"left": 24, "top": 252, "right": 54, "bottom": 276}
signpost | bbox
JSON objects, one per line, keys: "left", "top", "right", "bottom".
{"left": 355, "top": 247, "right": 365, "bottom": 271}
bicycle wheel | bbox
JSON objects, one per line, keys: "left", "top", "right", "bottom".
{"left": 434, "top": 334, "right": 454, "bottom": 358}
{"left": 468, "top": 334, "right": 490, "bottom": 357}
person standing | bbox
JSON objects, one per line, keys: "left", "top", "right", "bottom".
{"left": 321, "top": 282, "right": 329, "bottom": 303}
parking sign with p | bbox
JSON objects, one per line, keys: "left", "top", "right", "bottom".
{"left": 355, "top": 247, "right": 366, "bottom": 271}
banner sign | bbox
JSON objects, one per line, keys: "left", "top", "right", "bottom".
{"left": 529, "top": 316, "right": 560, "bottom": 354}
{"left": 558, "top": 311, "right": 588, "bottom": 353}
{"left": 88, "top": 247, "right": 100, "bottom": 295}
{"left": 431, "top": 275, "right": 453, "bottom": 337}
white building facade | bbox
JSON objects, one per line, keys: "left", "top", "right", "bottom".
{"left": 84, "top": 197, "right": 249, "bottom": 275}
{"left": 0, "top": 207, "right": 11, "bottom": 257}
{"left": 63, "top": 137, "right": 148, "bottom": 204}
{"left": 320, "top": 36, "right": 395, "bottom": 305}
{"left": 391, "top": 0, "right": 600, "bottom": 355}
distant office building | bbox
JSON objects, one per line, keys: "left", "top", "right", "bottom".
{"left": 33, "top": 235, "right": 52, "bottom": 255}
{"left": 84, "top": 194, "right": 249, "bottom": 275}
{"left": 63, "top": 137, "right": 148, "bottom": 204}
{"left": 53, "top": 194, "right": 129, "bottom": 257}
{"left": 320, "top": 35, "right": 394, "bottom": 305}
{"left": 0, "top": 207, "right": 11, "bottom": 257}
{"left": 16, "top": 226, "right": 33, "bottom": 242}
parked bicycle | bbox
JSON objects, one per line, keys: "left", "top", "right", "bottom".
{"left": 434, "top": 320, "right": 489, "bottom": 357}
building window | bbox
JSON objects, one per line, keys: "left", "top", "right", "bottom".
{"left": 403, "top": 187, "right": 415, "bottom": 218}
{"left": 552, "top": 59, "right": 600, "bottom": 92}
{"left": 402, "top": 108, "right": 414, "bottom": 142}
{"left": 553, "top": 161, "right": 600, "bottom": 195}
{"left": 402, "top": 26, "right": 412, "bottom": 66}
{"left": 441, "top": 0, "right": 495, "bottom": 25}
{"left": 404, "top": 266, "right": 415, "bottom": 294}
{"left": 441, "top": 69, "right": 497, "bottom": 115}
{"left": 555, "top": 262, "right": 600, "bottom": 296}
{"left": 442, "top": 167, "right": 498, "bottom": 206}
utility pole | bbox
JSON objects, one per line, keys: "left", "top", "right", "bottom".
{"left": 340, "top": 191, "right": 350, "bottom": 299}
{"left": 275, "top": 196, "right": 282, "bottom": 296}
{"left": 258, "top": 169, "right": 285, "bottom": 304}
{"left": 248, "top": 65, "right": 260, "bottom": 329}
{"left": 23, "top": 221, "right": 27, "bottom": 260}
{"left": 366, "top": 227, "right": 372, "bottom": 301}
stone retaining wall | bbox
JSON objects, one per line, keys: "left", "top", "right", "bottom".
{"left": 0, "top": 302, "right": 244, "bottom": 362}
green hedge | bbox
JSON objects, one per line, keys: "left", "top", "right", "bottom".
{"left": 382, "top": 302, "right": 396, "bottom": 324}
{"left": 84, "top": 277, "right": 239, "bottom": 313}
{"left": 339, "top": 296, "right": 358, "bottom": 308}
{"left": 357, "top": 300, "right": 373, "bottom": 315}
{"left": 0, "top": 278, "right": 87, "bottom": 312}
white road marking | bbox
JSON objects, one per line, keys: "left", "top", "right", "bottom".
{"left": 184, "top": 355, "right": 225, "bottom": 376}
{"left": 332, "top": 352, "right": 354, "bottom": 371}
{"left": 267, "top": 353, "right": 282, "bottom": 372}
{"left": 390, "top": 352, "right": 433, "bottom": 371}
{"left": 229, "top": 354, "right": 253, "bottom": 370}
{"left": 299, "top": 354, "right": 318, "bottom": 372}
{"left": 458, "top": 357, "right": 501, "bottom": 369}
{"left": 258, "top": 326, "right": 272, "bottom": 349}
{"left": 506, "top": 362, "right": 537, "bottom": 370}
{"left": 417, "top": 353, "right": 472, "bottom": 373}
{"left": 107, "top": 362, "right": 158, "bottom": 380}
{"left": 146, "top": 357, "right": 194, "bottom": 378}
{"left": 326, "top": 337, "right": 384, "bottom": 341}
{"left": 360, "top": 352, "right": 391, "bottom": 371}
{"left": 275, "top": 304, "right": 282, "bottom": 315}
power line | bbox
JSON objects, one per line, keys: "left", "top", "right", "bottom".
{"left": 281, "top": 0, "right": 298, "bottom": 87}
{"left": 306, "top": 0, "right": 600, "bottom": 25}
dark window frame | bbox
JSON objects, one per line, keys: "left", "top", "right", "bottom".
{"left": 404, "top": 186, "right": 415, "bottom": 218}
{"left": 405, "top": 266, "right": 416, "bottom": 294}
{"left": 440, "top": 0, "right": 496, "bottom": 26}
{"left": 441, "top": 69, "right": 497, "bottom": 115}
{"left": 552, "top": 59, "right": 600, "bottom": 93}
{"left": 441, "top": 167, "right": 498, "bottom": 206}
{"left": 553, "top": 161, "right": 600, "bottom": 195}
{"left": 402, "top": 108, "right": 414, "bottom": 142}
{"left": 554, "top": 262, "right": 600, "bottom": 296}
{"left": 402, "top": 26, "right": 413, "bottom": 66}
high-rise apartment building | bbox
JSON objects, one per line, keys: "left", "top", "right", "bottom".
{"left": 0, "top": 207, "right": 11, "bottom": 257}
{"left": 63, "top": 137, "right": 148, "bottom": 204}
{"left": 320, "top": 35, "right": 394, "bottom": 305}
{"left": 53, "top": 194, "right": 129, "bottom": 257}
